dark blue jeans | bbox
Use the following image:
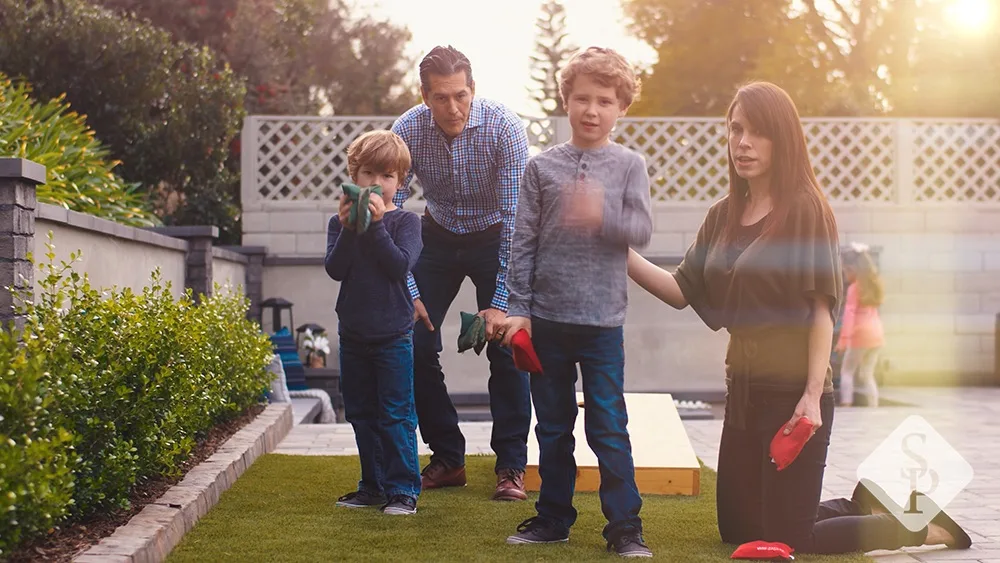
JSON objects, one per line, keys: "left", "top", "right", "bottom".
{"left": 717, "top": 388, "right": 926, "bottom": 553}
{"left": 339, "top": 331, "right": 421, "bottom": 500}
{"left": 529, "top": 317, "right": 643, "bottom": 541}
{"left": 411, "top": 216, "right": 531, "bottom": 471}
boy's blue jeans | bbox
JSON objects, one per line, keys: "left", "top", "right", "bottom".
{"left": 339, "top": 331, "right": 421, "bottom": 500}
{"left": 529, "top": 317, "right": 643, "bottom": 541}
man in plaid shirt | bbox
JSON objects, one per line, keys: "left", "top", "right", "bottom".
{"left": 391, "top": 45, "right": 531, "bottom": 502}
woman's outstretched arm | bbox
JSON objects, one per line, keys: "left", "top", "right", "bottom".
{"left": 627, "top": 249, "right": 689, "bottom": 310}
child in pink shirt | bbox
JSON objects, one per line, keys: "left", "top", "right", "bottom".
{"left": 835, "top": 246, "right": 885, "bottom": 406}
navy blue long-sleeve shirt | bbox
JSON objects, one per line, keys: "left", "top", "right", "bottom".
{"left": 325, "top": 209, "right": 422, "bottom": 342}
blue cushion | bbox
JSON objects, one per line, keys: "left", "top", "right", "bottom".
{"left": 270, "top": 328, "right": 307, "bottom": 391}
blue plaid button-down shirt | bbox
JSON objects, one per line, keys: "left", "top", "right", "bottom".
{"left": 391, "top": 97, "right": 529, "bottom": 312}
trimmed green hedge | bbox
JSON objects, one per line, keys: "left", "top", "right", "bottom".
{"left": 0, "top": 238, "right": 274, "bottom": 557}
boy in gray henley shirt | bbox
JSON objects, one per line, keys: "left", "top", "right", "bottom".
{"left": 500, "top": 47, "right": 655, "bottom": 558}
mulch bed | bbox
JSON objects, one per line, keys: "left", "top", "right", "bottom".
{"left": 6, "top": 403, "right": 267, "bottom": 563}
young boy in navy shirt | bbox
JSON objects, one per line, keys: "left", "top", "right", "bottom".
{"left": 325, "top": 129, "right": 422, "bottom": 515}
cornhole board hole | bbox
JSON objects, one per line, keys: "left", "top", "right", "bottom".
{"left": 524, "top": 392, "right": 701, "bottom": 496}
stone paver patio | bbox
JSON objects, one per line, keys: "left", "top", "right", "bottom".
{"left": 276, "top": 387, "right": 1000, "bottom": 562}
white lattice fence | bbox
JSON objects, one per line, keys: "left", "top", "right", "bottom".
{"left": 524, "top": 116, "right": 557, "bottom": 155}
{"left": 242, "top": 115, "right": 562, "bottom": 207}
{"left": 614, "top": 119, "right": 729, "bottom": 202}
{"left": 912, "top": 120, "right": 1000, "bottom": 203}
{"left": 242, "top": 115, "right": 1000, "bottom": 208}
{"left": 614, "top": 118, "right": 899, "bottom": 203}
{"left": 243, "top": 117, "right": 400, "bottom": 203}
{"left": 802, "top": 119, "right": 896, "bottom": 202}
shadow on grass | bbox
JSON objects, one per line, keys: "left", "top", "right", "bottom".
{"left": 168, "top": 454, "right": 872, "bottom": 562}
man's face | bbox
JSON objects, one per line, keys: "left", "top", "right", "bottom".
{"left": 422, "top": 71, "right": 475, "bottom": 139}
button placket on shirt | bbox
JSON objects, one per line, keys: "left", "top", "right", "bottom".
{"left": 452, "top": 136, "right": 474, "bottom": 199}
{"left": 449, "top": 140, "right": 466, "bottom": 217}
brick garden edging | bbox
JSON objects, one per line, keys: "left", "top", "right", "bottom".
{"left": 73, "top": 402, "right": 293, "bottom": 563}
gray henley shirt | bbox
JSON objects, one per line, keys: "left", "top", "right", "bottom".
{"left": 507, "top": 141, "right": 653, "bottom": 327}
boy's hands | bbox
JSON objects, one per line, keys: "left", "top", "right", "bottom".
{"left": 338, "top": 189, "right": 385, "bottom": 230}
{"left": 413, "top": 298, "right": 434, "bottom": 331}
{"left": 563, "top": 181, "right": 604, "bottom": 230}
{"left": 338, "top": 194, "right": 354, "bottom": 230}
{"left": 500, "top": 316, "right": 531, "bottom": 347}
{"left": 368, "top": 195, "right": 386, "bottom": 223}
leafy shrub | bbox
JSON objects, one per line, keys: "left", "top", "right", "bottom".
{"left": 0, "top": 74, "right": 159, "bottom": 227}
{"left": 0, "top": 238, "right": 274, "bottom": 557}
{"left": 0, "top": 328, "right": 76, "bottom": 557}
{"left": 0, "top": 0, "right": 246, "bottom": 241}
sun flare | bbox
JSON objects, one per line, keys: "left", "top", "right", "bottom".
{"left": 945, "top": 0, "right": 996, "bottom": 33}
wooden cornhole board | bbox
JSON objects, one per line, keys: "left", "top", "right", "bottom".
{"left": 524, "top": 392, "right": 701, "bottom": 496}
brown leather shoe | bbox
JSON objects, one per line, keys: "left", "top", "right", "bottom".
{"left": 420, "top": 460, "right": 467, "bottom": 489}
{"left": 492, "top": 468, "right": 527, "bottom": 501}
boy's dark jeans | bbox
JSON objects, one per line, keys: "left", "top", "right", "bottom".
{"left": 717, "top": 388, "right": 926, "bottom": 553}
{"left": 411, "top": 216, "right": 531, "bottom": 472}
{"left": 339, "top": 331, "right": 421, "bottom": 499}
{"left": 529, "top": 317, "right": 643, "bottom": 541}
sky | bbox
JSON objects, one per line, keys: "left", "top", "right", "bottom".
{"left": 347, "top": 0, "right": 657, "bottom": 116}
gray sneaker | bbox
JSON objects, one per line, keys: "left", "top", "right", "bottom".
{"left": 335, "top": 490, "right": 386, "bottom": 508}
{"left": 381, "top": 495, "right": 417, "bottom": 515}
{"left": 608, "top": 532, "right": 652, "bottom": 558}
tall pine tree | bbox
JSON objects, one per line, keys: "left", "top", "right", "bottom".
{"left": 528, "top": 0, "right": 576, "bottom": 116}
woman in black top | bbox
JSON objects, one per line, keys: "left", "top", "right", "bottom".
{"left": 627, "top": 82, "right": 971, "bottom": 554}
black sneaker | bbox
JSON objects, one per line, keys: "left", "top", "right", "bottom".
{"left": 335, "top": 490, "right": 386, "bottom": 508}
{"left": 608, "top": 532, "right": 652, "bottom": 558}
{"left": 506, "top": 516, "right": 569, "bottom": 544}
{"left": 381, "top": 494, "right": 417, "bottom": 515}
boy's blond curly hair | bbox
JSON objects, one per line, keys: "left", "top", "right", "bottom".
{"left": 347, "top": 129, "right": 412, "bottom": 183}
{"left": 558, "top": 46, "right": 642, "bottom": 110}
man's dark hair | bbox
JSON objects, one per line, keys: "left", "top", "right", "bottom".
{"left": 419, "top": 45, "right": 474, "bottom": 93}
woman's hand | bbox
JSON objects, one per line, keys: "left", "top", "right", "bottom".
{"left": 786, "top": 392, "right": 823, "bottom": 439}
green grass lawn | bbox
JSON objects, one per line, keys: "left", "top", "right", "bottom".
{"left": 168, "top": 455, "right": 872, "bottom": 562}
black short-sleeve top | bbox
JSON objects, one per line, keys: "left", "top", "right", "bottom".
{"left": 674, "top": 192, "right": 843, "bottom": 427}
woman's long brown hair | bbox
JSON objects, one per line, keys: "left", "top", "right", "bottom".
{"left": 723, "top": 82, "right": 835, "bottom": 242}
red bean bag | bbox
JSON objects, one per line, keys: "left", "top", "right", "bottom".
{"left": 731, "top": 540, "right": 795, "bottom": 560}
{"left": 769, "top": 416, "right": 813, "bottom": 471}
{"left": 510, "top": 329, "right": 543, "bottom": 374}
